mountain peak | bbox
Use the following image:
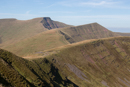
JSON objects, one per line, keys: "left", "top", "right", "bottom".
{"left": 43, "top": 17, "right": 51, "bottom": 19}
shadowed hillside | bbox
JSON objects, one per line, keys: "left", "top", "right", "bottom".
{"left": 1, "top": 37, "right": 130, "bottom": 87}
{"left": 0, "top": 49, "right": 77, "bottom": 87}
{"left": 0, "top": 17, "right": 70, "bottom": 48}
{"left": 60, "top": 23, "right": 120, "bottom": 43}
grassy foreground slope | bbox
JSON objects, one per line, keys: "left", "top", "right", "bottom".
{"left": 0, "top": 17, "right": 70, "bottom": 48}
{"left": 60, "top": 23, "right": 120, "bottom": 43}
{"left": 44, "top": 36, "right": 130, "bottom": 87}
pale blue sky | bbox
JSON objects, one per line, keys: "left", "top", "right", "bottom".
{"left": 0, "top": 0, "right": 130, "bottom": 32}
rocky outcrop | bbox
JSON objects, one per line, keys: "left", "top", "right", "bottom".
{"left": 41, "top": 17, "right": 58, "bottom": 29}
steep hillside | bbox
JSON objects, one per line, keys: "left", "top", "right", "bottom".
{"left": 0, "top": 49, "right": 77, "bottom": 87}
{"left": 44, "top": 36, "right": 130, "bottom": 87}
{"left": 60, "top": 23, "right": 120, "bottom": 43}
{"left": 116, "top": 32, "right": 130, "bottom": 36}
{"left": 0, "top": 17, "right": 70, "bottom": 48}
{"left": 1, "top": 37, "right": 130, "bottom": 87}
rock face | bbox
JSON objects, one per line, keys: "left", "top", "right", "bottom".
{"left": 41, "top": 17, "right": 71, "bottom": 30}
{"left": 41, "top": 17, "right": 58, "bottom": 29}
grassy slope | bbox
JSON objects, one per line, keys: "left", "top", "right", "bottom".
{"left": 60, "top": 23, "right": 120, "bottom": 43}
{"left": 4, "top": 29, "right": 69, "bottom": 57}
{"left": 43, "top": 36, "right": 130, "bottom": 87}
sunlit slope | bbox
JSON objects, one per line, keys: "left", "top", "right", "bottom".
{"left": 44, "top": 37, "right": 130, "bottom": 87}
{"left": 4, "top": 29, "right": 69, "bottom": 57}
{"left": 0, "top": 17, "right": 71, "bottom": 48}
{"left": 60, "top": 23, "right": 120, "bottom": 43}
{"left": 0, "top": 49, "right": 77, "bottom": 87}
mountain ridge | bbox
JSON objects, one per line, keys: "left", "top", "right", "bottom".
{"left": 2, "top": 22, "right": 121, "bottom": 57}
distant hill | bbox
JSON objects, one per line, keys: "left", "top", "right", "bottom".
{"left": 60, "top": 23, "right": 120, "bottom": 43}
{"left": 0, "top": 17, "right": 71, "bottom": 48}
{"left": 1, "top": 37, "right": 130, "bottom": 87}
{"left": 115, "top": 32, "right": 130, "bottom": 36}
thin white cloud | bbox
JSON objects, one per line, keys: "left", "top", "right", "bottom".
{"left": 58, "top": 15, "right": 130, "bottom": 20}
{"left": 58, "top": 0, "right": 130, "bottom": 9}
{"left": 0, "top": 13, "right": 41, "bottom": 20}
{"left": 40, "top": 11, "right": 74, "bottom": 14}
{"left": 26, "top": 11, "right": 31, "bottom": 14}
{"left": 45, "top": 4, "right": 56, "bottom": 8}
{"left": 80, "top": 1, "right": 117, "bottom": 6}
